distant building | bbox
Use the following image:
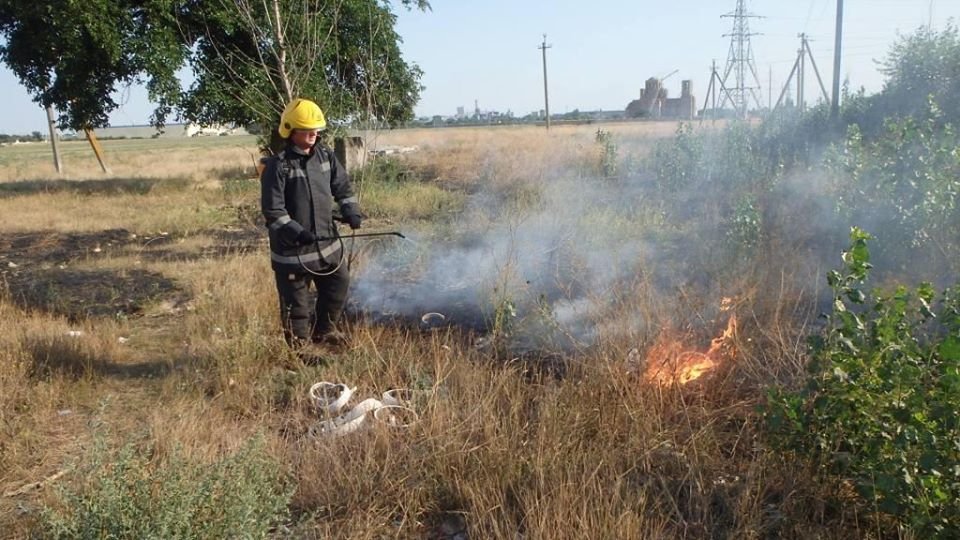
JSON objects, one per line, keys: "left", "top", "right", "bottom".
{"left": 626, "top": 79, "right": 696, "bottom": 120}
{"left": 91, "top": 123, "right": 251, "bottom": 139}
{"left": 456, "top": 106, "right": 465, "bottom": 120}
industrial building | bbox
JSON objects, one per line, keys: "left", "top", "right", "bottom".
{"left": 625, "top": 79, "right": 696, "bottom": 120}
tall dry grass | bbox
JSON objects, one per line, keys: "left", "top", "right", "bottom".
{"left": 0, "top": 122, "right": 864, "bottom": 538}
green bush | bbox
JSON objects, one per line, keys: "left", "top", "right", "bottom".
{"left": 41, "top": 435, "right": 292, "bottom": 539}
{"left": 765, "top": 228, "right": 960, "bottom": 537}
{"left": 825, "top": 102, "right": 960, "bottom": 273}
{"left": 352, "top": 156, "right": 415, "bottom": 188}
{"left": 726, "top": 195, "right": 762, "bottom": 252}
{"left": 594, "top": 128, "right": 618, "bottom": 179}
{"left": 651, "top": 123, "right": 705, "bottom": 193}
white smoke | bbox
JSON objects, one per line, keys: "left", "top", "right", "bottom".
{"left": 350, "top": 161, "right": 657, "bottom": 349}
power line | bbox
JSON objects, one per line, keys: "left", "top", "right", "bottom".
{"left": 803, "top": 0, "right": 820, "bottom": 30}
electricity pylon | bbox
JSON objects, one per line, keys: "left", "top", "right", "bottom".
{"left": 720, "top": 0, "right": 764, "bottom": 118}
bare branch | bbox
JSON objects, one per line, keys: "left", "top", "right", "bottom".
{"left": 271, "top": 0, "right": 294, "bottom": 101}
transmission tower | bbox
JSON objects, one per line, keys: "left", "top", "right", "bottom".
{"left": 719, "top": 0, "right": 763, "bottom": 117}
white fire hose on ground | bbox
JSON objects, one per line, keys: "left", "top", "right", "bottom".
{"left": 308, "top": 382, "right": 420, "bottom": 438}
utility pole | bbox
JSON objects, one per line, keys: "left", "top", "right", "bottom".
{"left": 45, "top": 105, "right": 63, "bottom": 175}
{"left": 768, "top": 65, "right": 773, "bottom": 111}
{"left": 831, "top": 0, "right": 844, "bottom": 119}
{"left": 700, "top": 61, "right": 718, "bottom": 123}
{"left": 713, "top": 60, "right": 720, "bottom": 114}
{"left": 774, "top": 34, "right": 830, "bottom": 112}
{"left": 798, "top": 37, "right": 806, "bottom": 112}
{"left": 539, "top": 34, "right": 552, "bottom": 130}
{"left": 700, "top": 60, "right": 733, "bottom": 124}
{"left": 803, "top": 35, "right": 831, "bottom": 105}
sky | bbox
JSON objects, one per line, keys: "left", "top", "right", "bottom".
{"left": 0, "top": 0, "right": 956, "bottom": 133}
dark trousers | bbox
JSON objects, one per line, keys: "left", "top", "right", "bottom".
{"left": 274, "top": 263, "right": 350, "bottom": 344}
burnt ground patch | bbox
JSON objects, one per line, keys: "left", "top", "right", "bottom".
{"left": 3, "top": 267, "right": 178, "bottom": 320}
{"left": 1, "top": 226, "right": 264, "bottom": 266}
{"left": 0, "top": 229, "right": 138, "bottom": 267}
{"left": 1, "top": 230, "right": 179, "bottom": 319}
{"left": 0, "top": 227, "right": 268, "bottom": 320}
{"left": 343, "top": 303, "right": 571, "bottom": 382}
{"left": 0, "top": 177, "right": 191, "bottom": 198}
{"left": 133, "top": 226, "right": 265, "bottom": 264}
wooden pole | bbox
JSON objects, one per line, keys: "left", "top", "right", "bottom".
{"left": 84, "top": 128, "right": 111, "bottom": 174}
{"left": 45, "top": 105, "right": 63, "bottom": 175}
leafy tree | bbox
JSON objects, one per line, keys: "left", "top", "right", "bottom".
{"left": 179, "top": 0, "right": 428, "bottom": 150}
{"left": 0, "top": 0, "right": 428, "bottom": 136}
{"left": 878, "top": 24, "right": 960, "bottom": 124}
{"left": 830, "top": 23, "right": 960, "bottom": 135}
{"left": 0, "top": 0, "right": 187, "bottom": 129}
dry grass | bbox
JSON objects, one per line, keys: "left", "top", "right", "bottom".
{"left": 0, "top": 122, "right": 860, "bottom": 539}
{"left": 0, "top": 136, "right": 259, "bottom": 181}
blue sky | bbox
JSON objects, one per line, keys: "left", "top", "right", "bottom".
{"left": 0, "top": 0, "right": 956, "bottom": 133}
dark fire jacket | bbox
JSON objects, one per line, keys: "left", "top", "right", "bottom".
{"left": 260, "top": 143, "right": 359, "bottom": 274}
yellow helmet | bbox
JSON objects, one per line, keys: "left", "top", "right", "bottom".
{"left": 278, "top": 98, "right": 327, "bottom": 138}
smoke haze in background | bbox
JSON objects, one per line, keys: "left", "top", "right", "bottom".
{"left": 349, "top": 118, "right": 959, "bottom": 351}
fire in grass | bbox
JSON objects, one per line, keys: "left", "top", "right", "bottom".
{"left": 641, "top": 313, "right": 738, "bottom": 386}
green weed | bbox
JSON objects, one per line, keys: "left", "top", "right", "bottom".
{"left": 40, "top": 434, "right": 292, "bottom": 539}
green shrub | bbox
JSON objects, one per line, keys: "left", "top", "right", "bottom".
{"left": 825, "top": 102, "right": 960, "bottom": 273}
{"left": 651, "top": 123, "right": 704, "bottom": 192}
{"left": 765, "top": 228, "right": 960, "bottom": 537}
{"left": 351, "top": 156, "right": 464, "bottom": 220}
{"left": 595, "top": 128, "right": 618, "bottom": 179}
{"left": 726, "top": 195, "right": 762, "bottom": 252}
{"left": 353, "top": 156, "right": 415, "bottom": 187}
{"left": 40, "top": 435, "right": 292, "bottom": 539}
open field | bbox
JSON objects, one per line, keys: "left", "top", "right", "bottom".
{"left": 0, "top": 120, "right": 885, "bottom": 538}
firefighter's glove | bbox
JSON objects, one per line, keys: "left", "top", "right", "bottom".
{"left": 296, "top": 230, "right": 318, "bottom": 246}
{"left": 342, "top": 203, "right": 363, "bottom": 230}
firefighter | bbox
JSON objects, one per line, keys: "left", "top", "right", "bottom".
{"left": 260, "top": 98, "right": 363, "bottom": 355}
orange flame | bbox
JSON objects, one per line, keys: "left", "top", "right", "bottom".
{"left": 643, "top": 315, "right": 737, "bottom": 385}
